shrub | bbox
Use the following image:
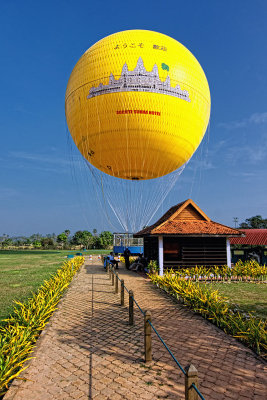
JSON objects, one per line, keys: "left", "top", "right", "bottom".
{"left": 150, "top": 270, "right": 267, "bottom": 357}
{"left": 148, "top": 260, "right": 159, "bottom": 274}
{"left": 119, "top": 256, "right": 136, "bottom": 265}
{"left": 172, "top": 260, "right": 267, "bottom": 282}
{"left": 0, "top": 256, "right": 84, "bottom": 396}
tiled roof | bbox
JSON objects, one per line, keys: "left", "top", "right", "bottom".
{"left": 137, "top": 200, "right": 187, "bottom": 235}
{"left": 150, "top": 220, "right": 241, "bottom": 236}
{"left": 229, "top": 229, "right": 267, "bottom": 245}
{"left": 135, "top": 199, "right": 242, "bottom": 237}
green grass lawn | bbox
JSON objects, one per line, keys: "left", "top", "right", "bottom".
{"left": 206, "top": 282, "right": 267, "bottom": 320}
{"left": 0, "top": 249, "right": 108, "bottom": 324}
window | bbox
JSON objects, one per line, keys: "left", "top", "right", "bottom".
{"left": 164, "top": 238, "right": 182, "bottom": 262}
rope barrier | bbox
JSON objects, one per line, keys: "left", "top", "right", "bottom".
{"left": 124, "top": 285, "right": 130, "bottom": 294}
{"left": 192, "top": 383, "right": 206, "bottom": 400}
{"left": 113, "top": 269, "right": 145, "bottom": 315}
{"left": 131, "top": 296, "right": 145, "bottom": 315}
{"left": 147, "top": 319, "right": 186, "bottom": 375}
{"left": 115, "top": 271, "right": 122, "bottom": 282}
{"left": 108, "top": 265, "right": 206, "bottom": 400}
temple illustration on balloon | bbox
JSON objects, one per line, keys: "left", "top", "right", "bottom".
{"left": 87, "top": 57, "right": 191, "bottom": 102}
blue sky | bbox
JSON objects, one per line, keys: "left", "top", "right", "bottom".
{"left": 0, "top": 0, "right": 267, "bottom": 235}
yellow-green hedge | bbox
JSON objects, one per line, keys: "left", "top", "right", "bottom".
{"left": 0, "top": 256, "right": 84, "bottom": 395}
{"left": 116, "top": 255, "right": 136, "bottom": 265}
{"left": 150, "top": 270, "right": 267, "bottom": 357}
{"left": 173, "top": 260, "right": 267, "bottom": 282}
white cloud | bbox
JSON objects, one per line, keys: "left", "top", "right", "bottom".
{"left": 0, "top": 188, "right": 19, "bottom": 199}
{"left": 9, "top": 151, "right": 70, "bottom": 166}
{"left": 218, "top": 111, "right": 267, "bottom": 130}
{"left": 249, "top": 112, "right": 267, "bottom": 124}
{"left": 226, "top": 140, "right": 267, "bottom": 165}
{"left": 187, "top": 158, "right": 215, "bottom": 171}
{"left": 4, "top": 151, "right": 85, "bottom": 175}
{"left": 14, "top": 106, "right": 39, "bottom": 116}
{"left": 229, "top": 171, "right": 257, "bottom": 178}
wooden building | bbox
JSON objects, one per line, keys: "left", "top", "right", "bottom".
{"left": 230, "top": 229, "right": 267, "bottom": 265}
{"left": 135, "top": 199, "right": 242, "bottom": 275}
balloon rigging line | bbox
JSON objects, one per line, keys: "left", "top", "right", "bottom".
{"left": 66, "top": 129, "right": 92, "bottom": 230}
{"left": 67, "top": 117, "right": 189, "bottom": 233}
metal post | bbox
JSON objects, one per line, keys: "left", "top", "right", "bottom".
{"left": 185, "top": 364, "right": 198, "bottom": 400}
{"left": 120, "top": 279, "right": 124, "bottom": 306}
{"left": 115, "top": 273, "right": 118, "bottom": 294}
{"left": 144, "top": 311, "right": 152, "bottom": 363}
{"left": 158, "top": 235, "right": 164, "bottom": 276}
{"left": 109, "top": 265, "right": 111, "bottom": 280}
{"left": 106, "top": 264, "right": 109, "bottom": 274}
{"left": 226, "top": 238, "right": 231, "bottom": 268}
{"left": 112, "top": 267, "right": 114, "bottom": 286}
{"left": 129, "top": 290, "right": 134, "bottom": 325}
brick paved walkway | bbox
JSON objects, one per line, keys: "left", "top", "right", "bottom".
{"left": 4, "top": 258, "right": 266, "bottom": 400}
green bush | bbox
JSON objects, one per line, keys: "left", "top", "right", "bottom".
{"left": 173, "top": 260, "right": 267, "bottom": 282}
{"left": 0, "top": 257, "right": 84, "bottom": 396}
{"left": 150, "top": 270, "right": 267, "bottom": 357}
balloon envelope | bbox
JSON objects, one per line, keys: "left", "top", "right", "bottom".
{"left": 65, "top": 30, "right": 210, "bottom": 180}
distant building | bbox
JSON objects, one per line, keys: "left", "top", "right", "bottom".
{"left": 87, "top": 57, "right": 191, "bottom": 101}
{"left": 135, "top": 199, "right": 242, "bottom": 275}
{"left": 230, "top": 229, "right": 267, "bottom": 264}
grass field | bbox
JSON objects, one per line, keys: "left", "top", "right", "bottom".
{"left": 0, "top": 249, "right": 108, "bottom": 324}
{"left": 207, "top": 282, "right": 267, "bottom": 320}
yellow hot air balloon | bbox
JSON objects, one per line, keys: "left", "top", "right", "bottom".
{"left": 65, "top": 30, "right": 210, "bottom": 180}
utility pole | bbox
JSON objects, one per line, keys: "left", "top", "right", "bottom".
{"left": 233, "top": 217, "right": 239, "bottom": 228}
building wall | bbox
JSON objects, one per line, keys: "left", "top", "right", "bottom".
{"left": 172, "top": 204, "right": 205, "bottom": 221}
{"left": 164, "top": 237, "right": 227, "bottom": 268}
{"left": 144, "top": 236, "right": 228, "bottom": 268}
{"left": 231, "top": 246, "right": 267, "bottom": 265}
{"left": 144, "top": 236, "right": 159, "bottom": 263}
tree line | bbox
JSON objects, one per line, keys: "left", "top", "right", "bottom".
{"left": 239, "top": 215, "right": 267, "bottom": 229}
{"left": 0, "top": 230, "right": 113, "bottom": 250}
{"left": 1, "top": 214, "right": 266, "bottom": 250}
